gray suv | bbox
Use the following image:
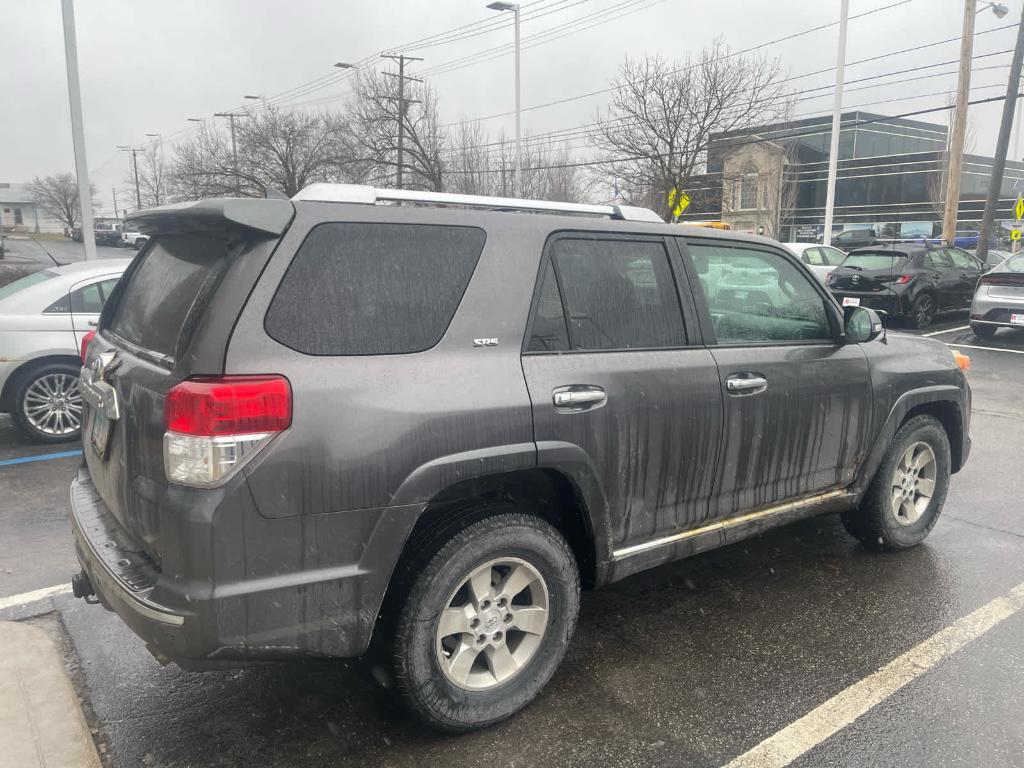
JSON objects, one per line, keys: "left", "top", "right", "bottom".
{"left": 71, "top": 185, "right": 971, "bottom": 731}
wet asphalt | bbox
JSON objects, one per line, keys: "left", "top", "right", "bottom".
{"left": 1, "top": 244, "right": 1022, "bottom": 766}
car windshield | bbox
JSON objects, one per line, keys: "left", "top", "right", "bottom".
{"left": 840, "top": 253, "right": 908, "bottom": 271}
{"left": 0, "top": 270, "right": 57, "bottom": 304}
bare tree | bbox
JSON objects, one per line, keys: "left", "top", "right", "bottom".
{"left": 28, "top": 173, "right": 96, "bottom": 230}
{"left": 167, "top": 122, "right": 237, "bottom": 201}
{"left": 446, "top": 121, "right": 497, "bottom": 195}
{"left": 134, "top": 145, "right": 167, "bottom": 207}
{"left": 592, "top": 41, "right": 792, "bottom": 219}
{"left": 347, "top": 69, "right": 447, "bottom": 191}
{"left": 928, "top": 93, "right": 977, "bottom": 220}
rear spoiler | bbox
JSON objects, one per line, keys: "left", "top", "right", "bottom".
{"left": 125, "top": 198, "right": 294, "bottom": 237}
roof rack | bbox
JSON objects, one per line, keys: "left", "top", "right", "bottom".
{"left": 291, "top": 183, "right": 664, "bottom": 223}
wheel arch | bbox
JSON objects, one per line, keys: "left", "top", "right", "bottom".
{"left": 1, "top": 353, "right": 82, "bottom": 412}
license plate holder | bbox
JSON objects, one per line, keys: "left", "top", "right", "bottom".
{"left": 1010, "top": 313, "right": 1024, "bottom": 326}
{"left": 842, "top": 296, "right": 861, "bottom": 307}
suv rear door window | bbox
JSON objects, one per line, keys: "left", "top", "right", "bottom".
{"left": 688, "top": 242, "right": 832, "bottom": 343}
{"left": 107, "top": 234, "right": 229, "bottom": 359}
{"left": 265, "top": 223, "right": 485, "bottom": 356}
{"left": 526, "top": 260, "right": 570, "bottom": 352}
{"left": 547, "top": 237, "right": 685, "bottom": 351}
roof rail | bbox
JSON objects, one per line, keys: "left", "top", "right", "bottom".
{"left": 291, "top": 183, "right": 664, "bottom": 223}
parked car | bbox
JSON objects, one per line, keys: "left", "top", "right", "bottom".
{"left": 120, "top": 227, "right": 149, "bottom": 249}
{"left": 831, "top": 228, "right": 879, "bottom": 251}
{"left": 827, "top": 243, "right": 981, "bottom": 329}
{"left": 782, "top": 242, "right": 847, "bottom": 284}
{"left": 974, "top": 248, "right": 1012, "bottom": 271}
{"left": 0, "top": 259, "right": 131, "bottom": 442}
{"left": 93, "top": 222, "right": 124, "bottom": 247}
{"left": 71, "top": 187, "right": 970, "bottom": 732}
{"left": 970, "top": 250, "right": 1024, "bottom": 338}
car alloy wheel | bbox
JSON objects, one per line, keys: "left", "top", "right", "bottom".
{"left": 23, "top": 372, "right": 83, "bottom": 437}
{"left": 435, "top": 557, "right": 549, "bottom": 691}
{"left": 890, "top": 441, "right": 936, "bottom": 526}
{"left": 913, "top": 295, "right": 934, "bottom": 328}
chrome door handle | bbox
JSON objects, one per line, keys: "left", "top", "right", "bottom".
{"left": 553, "top": 387, "right": 607, "bottom": 408}
{"left": 726, "top": 376, "right": 768, "bottom": 393}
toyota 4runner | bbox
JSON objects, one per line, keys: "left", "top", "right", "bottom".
{"left": 71, "top": 185, "right": 971, "bottom": 731}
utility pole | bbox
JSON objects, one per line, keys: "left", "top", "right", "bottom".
{"left": 112, "top": 187, "right": 119, "bottom": 220}
{"left": 978, "top": 4, "right": 1024, "bottom": 264}
{"left": 943, "top": 0, "right": 978, "bottom": 245}
{"left": 214, "top": 113, "right": 243, "bottom": 195}
{"left": 382, "top": 54, "right": 423, "bottom": 189}
{"left": 822, "top": 0, "right": 849, "bottom": 247}
{"left": 60, "top": 0, "right": 96, "bottom": 261}
{"left": 118, "top": 146, "right": 142, "bottom": 209}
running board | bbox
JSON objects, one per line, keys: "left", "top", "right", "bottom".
{"left": 612, "top": 489, "right": 850, "bottom": 560}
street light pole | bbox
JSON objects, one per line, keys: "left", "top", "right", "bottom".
{"left": 487, "top": 1, "right": 521, "bottom": 196}
{"left": 822, "top": 0, "right": 848, "bottom": 247}
{"left": 60, "top": 0, "right": 96, "bottom": 261}
{"left": 978, "top": 4, "right": 1024, "bottom": 265}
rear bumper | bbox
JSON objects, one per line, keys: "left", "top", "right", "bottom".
{"left": 829, "top": 289, "right": 906, "bottom": 316}
{"left": 970, "top": 291, "right": 1024, "bottom": 327}
{"left": 70, "top": 464, "right": 423, "bottom": 667}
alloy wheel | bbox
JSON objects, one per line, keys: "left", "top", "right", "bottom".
{"left": 23, "top": 373, "right": 83, "bottom": 436}
{"left": 890, "top": 441, "right": 936, "bottom": 526}
{"left": 915, "top": 295, "right": 934, "bottom": 327}
{"left": 435, "top": 557, "right": 549, "bottom": 691}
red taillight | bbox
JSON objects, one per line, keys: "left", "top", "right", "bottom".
{"left": 979, "top": 272, "right": 1024, "bottom": 286}
{"left": 895, "top": 275, "right": 913, "bottom": 284}
{"left": 164, "top": 375, "right": 291, "bottom": 436}
{"left": 80, "top": 330, "right": 96, "bottom": 363}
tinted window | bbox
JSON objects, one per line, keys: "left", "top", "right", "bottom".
{"left": 98, "top": 278, "right": 119, "bottom": 301}
{"left": 923, "top": 250, "right": 953, "bottom": 270}
{"left": 689, "top": 242, "right": 832, "bottom": 344}
{"left": 70, "top": 283, "right": 103, "bottom": 313}
{"left": 819, "top": 246, "right": 847, "bottom": 266}
{"left": 527, "top": 260, "right": 569, "bottom": 352}
{"left": 841, "top": 253, "right": 908, "bottom": 271}
{"left": 945, "top": 248, "right": 977, "bottom": 270}
{"left": 266, "top": 223, "right": 485, "bottom": 356}
{"left": 108, "top": 234, "right": 229, "bottom": 359}
{"left": 550, "top": 238, "right": 685, "bottom": 351}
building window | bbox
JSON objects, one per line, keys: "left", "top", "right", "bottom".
{"left": 739, "top": 165, "right": 759, "bottom": 210}
{"left": 13, "top": 208, "right": 23, "bottom": 225}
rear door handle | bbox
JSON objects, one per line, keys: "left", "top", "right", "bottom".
{"left": 553, "top": 386, "right": 607, "bottom": 409}
{"left": 726, "top": 376, "right": 768, "bottom": 394}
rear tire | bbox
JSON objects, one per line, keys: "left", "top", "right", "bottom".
{"left": 908, "top": 293, "right": 936, "bottom": 330}
{"left": 971, "top": 322, "right": 997, "bottom": 339}
{"left": 390, "top": 509, "right": 580, "bottom": 732}
{"left": 11, "top": 361, "right": 84, "bottom": 443}
{"left": 842, "top": 415, "right": 950, "bottom": 551}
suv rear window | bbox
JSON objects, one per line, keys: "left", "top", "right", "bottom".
{"left": 265, "top": 223, "right": 485, "bottom": 356}
{"left": 107, "top": 234, "right": 228, "bottom": 359}
{"left": 840, "top": 253, "right": 909, "bottom": 271}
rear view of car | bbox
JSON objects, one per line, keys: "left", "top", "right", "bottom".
{"left": 828, "top": 250, "right": 912, "bottom": 315}
{"left": 970, "top": 252, "right": 1024, "bottom": 338}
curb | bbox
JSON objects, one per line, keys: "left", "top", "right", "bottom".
{"left": 0, "top": 621, "right": 101, "bottom": 768}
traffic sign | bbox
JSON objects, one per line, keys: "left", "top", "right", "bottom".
{"left": 1016, "top": 195, "right": 1024, "bottom": 222}
{"left": 668, "top": 188, "right": 691, "bottom": 218}
{"left": 1013, "top": 229, "right": 1021, "bottom": 241}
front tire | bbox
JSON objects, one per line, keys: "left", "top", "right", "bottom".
{"left": 842, "top": 414, "right": 951, "bottom": 551}
{"left": 11, "top": 361, "right": 84, "bottom": 443}
{"left": 391, "top": 510, "right": 580, "bottom": 732}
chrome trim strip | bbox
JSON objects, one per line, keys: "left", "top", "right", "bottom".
{"left": 612, "top": 490, "right": 848, "bottom": 560}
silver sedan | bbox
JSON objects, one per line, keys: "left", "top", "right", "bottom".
{"left": 970, "top": 251, "right": 1024, "bottom": 339}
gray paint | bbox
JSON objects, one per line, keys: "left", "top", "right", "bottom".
{"left": 71, "top": 198, "right": 971, "bottom": 666}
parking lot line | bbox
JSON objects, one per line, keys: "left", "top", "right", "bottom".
{"left": 923, "top": 325, "right": 970, "bottom": 337}
{"left": 0, "top": 583, "right": 71, "bottom": 612}
{"left": 723, "top": 582, "right": 1024, "bottom": 768}
{"left": 0, "top": 449, "right": 81, "bottom": 467}
{"left": 944, "top": 342, "right": 1024, "bottom": 355}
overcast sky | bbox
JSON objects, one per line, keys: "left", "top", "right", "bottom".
{"left": 2, "top": 0, "right": 1020, "bottom": 216}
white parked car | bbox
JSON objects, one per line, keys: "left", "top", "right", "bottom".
{"left": 782, "top": 242, "right": 848, "bottom": 284}
{"left": 0, "top": 259, "right": 131, "bottom": 442}
{"left": 120, "top": 228, "right": 149, "bottom": 249}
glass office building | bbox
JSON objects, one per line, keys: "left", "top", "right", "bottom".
{"left": 689, "top": 111, "right": 1024, "bottom": 241}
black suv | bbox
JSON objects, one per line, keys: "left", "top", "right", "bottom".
{"left": 830, "top": 228, "right": 878, "bottom": 251}
{"left": 71, "top": 187, "right": 971, "bottom": 731}
{"left": 828, "top": 243, "right": 982, "bottom": 329}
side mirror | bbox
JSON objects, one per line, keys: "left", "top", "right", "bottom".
{"left": 844, "top": 306, "right": 884, "bottom": 343}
